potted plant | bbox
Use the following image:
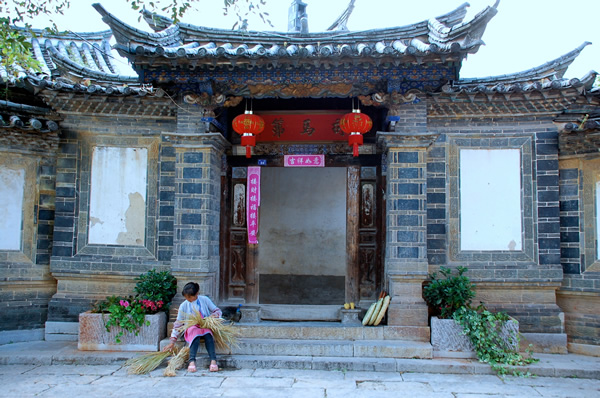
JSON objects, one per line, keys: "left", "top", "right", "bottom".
{"left": 78, "top": 269, "right": 177, "bottom": 352}
{"left": 423, "top": 266, "right": 536, "bottom": 376}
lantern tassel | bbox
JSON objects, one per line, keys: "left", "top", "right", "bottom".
{"left": 353, "top": 143, "right": 359, "bottom": 157}
{"left": 246, "top": 146, "right": 251, "bottom": 158}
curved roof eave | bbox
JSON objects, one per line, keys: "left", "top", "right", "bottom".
{"left": 139, "top": 1, "right": 471, "bottom": 34}
{"left": 458, "top": 42, "right": 593, "bottom": 85}
{"left": 94, "top": 2, "right": 494, "bottom": 49}
{"left": 46, "top": 44, "right": 139, "bottom": 84}
{"left": 13, "top": 26, "right": 113, "bottom": 42}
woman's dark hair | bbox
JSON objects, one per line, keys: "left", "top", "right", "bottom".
{"left": 182, "top": 282, "right": 199, "bottom": 297}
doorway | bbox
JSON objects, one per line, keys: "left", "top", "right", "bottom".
{"left": 258, "top": 167, "right": 346, "bottom": 305}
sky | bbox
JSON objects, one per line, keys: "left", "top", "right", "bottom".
{"left": 11, "top": 0, "right": 600, "bottom": 79}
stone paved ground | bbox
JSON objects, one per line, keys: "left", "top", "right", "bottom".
{"left": 1, "top": 364, "right": 599, "bottom": 398}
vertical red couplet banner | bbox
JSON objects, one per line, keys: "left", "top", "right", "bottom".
{"left": 246, "top": 166, "right": 261, "bottom": 244}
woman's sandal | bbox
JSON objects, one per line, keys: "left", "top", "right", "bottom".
{"left": 209, "top": 363, "right": 219, "bottom": 372}
{"left": 187, "top": 362, "right": 197, "bottom": 373}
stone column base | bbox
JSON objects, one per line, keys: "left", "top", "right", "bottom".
{"left": 239, "top": 306, "right": 261, "bottom": 323}
{"left": 340, "top": 309, "right": 362, "bottom": 326}
{"left": 386, "top": 273, "right": 428, "bottom": 326}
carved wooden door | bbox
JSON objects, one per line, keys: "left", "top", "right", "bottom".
{"left": 220, "top": 162, "right": 383, "bottom": 306}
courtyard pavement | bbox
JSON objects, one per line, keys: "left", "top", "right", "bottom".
{"left": 0, "top": 341, "right": 599, "bottom": 397}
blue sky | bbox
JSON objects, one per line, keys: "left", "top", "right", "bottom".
{"left": 17, "top": 0, "right": 600, "bottom": 79}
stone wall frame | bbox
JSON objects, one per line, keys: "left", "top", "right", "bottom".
{"left": 75, "top": 136, "right": 160, "bottom": 259}
{"left": 582, "top": 157, "right": 600, "bottom": 272}
{"left": 0, "top": 153, "right": 38, "bottom": 264}
{"left": 447, "top": 134, "right": 536, "bottom": 263}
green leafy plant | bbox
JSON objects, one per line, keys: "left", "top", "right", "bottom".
{"left": 134, "top": 269, "right": 177, "bottom": 310}
{"left": 423, "top": 267, "right": 537, "bottom": 376}
{"left": 104, "top": 296, "right": 150, "bottom": 343}
{"left": 91, "top": 269, "right": 177, "bottom": 343}
{"left": 423, "top": 266, "right": 475, "bottom": 319}
{"left": 453, "top": 305, "right": 539, "bottom": 376}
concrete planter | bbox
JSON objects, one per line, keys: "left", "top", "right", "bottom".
{"left": 78, "top": 311, "right": 167, "bottom": 351}
{"left": 431, "top": 316, "right": 519, "bottom": 358}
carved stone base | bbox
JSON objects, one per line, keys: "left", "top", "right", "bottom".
{"left": 239, "top": 306, "right": 261, "bottom": 323}
{"left": 78, "top": 312, "right": 167, "bottom": 352}
{"left": 386, "top": 273, "right": 429, "bottom": 326}
{"left": 431, "top": 316, "right": 519, "bottom": 358}
{"left": 340, "top": 309, "right": 362, "bottom": 326}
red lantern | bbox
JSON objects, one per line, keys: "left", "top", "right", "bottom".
{"left": 339, "top": 110, "right": 372, "bottom": 157}
{"left": 232, "top": 111, "right": 265, "bottom": 158}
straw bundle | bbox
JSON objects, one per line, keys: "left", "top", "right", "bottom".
{"left": 176, "top": 309, "right": 240, "bottom": 351}
{"left": 124, "top": 351, "right": 171, "bottom": 375}
{"left": 163, "top": 346, "right": 189, "bottom": 377}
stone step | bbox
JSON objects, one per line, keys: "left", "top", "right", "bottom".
{"left": 258, "top": 305, "right": 341, "bottom": 321}
{"left": 229, "top": 338, "right": 432, "bottom": 359}
{"left": 234, "top": 321, "right": 430, "bottom": 342}
{"left": 220, "top": 355, "right": 405, "bottom": 373}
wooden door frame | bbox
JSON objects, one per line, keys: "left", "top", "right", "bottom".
{"left": 219, "top": 153, "right": 382, "bottom": 306}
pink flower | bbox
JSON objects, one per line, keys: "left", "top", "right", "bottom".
{"left": 157, "top": 301, "right": 163, "bottom": 307}
{"left": 119, "top": 300, "right": 130, "bottom": 308}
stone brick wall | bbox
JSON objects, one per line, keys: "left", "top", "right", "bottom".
{"left": 557, "top": 156, "right": 600, "bottom": 350}
{"left": 158, "top": 143, "right": 176, "bottom": 263}
{"left": 427, "top": 117, "right": 565, "bottom": 334}
{"left": 426, "top": 138, "right": 446, "bottom": 266}
{"left": 166, "top": 132, "right": 229, "bottom": 316}
{"left": 47, "top": 114, "right": 177, "bottom": 322}
{"left": 559, "top": 166, "right": 581, "bottom": 277}
{"left": 0, "top": 146, "right": 57, "bottom": 331}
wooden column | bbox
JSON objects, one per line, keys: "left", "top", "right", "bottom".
{"left": 346, "top": 166, "right": 360, "bottom": 304}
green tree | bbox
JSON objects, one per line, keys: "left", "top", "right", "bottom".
{"left": 0, "top": 0, "right": 270, "bottom": 79}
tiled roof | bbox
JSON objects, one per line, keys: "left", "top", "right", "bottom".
{"left": 140, "top": 2, "right": 471, "bottom": 34}
{"left": 26, "top": 75, "right": 158, "bottom": 97}
{"left": 0, "top": 28, "right": 137, "bottom": 84}
{"left": 0, "top": 99, "right": 60, "bottom": 133}
{"left": 93, "top": 1, "right": 498, "bottom": 68}
{"left": 439, "top": 43, "right": 598, "bottom": 95}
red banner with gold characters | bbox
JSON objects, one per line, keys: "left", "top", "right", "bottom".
{"left": 246, "top": 167, "right": 260, "bottom": 244}
{"left": 256, "top": 112, "right": 348, "bottom": 142}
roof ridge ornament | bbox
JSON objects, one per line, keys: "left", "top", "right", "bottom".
{"left": 288, "top": 0, "right": 309, "bottom": 34}
{"left": 327, "top": 0, "right": 356, "bottom": 32}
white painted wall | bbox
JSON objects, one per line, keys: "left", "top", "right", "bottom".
{"left": 0, "top": 167, "right": 25, "bottom": 250}
{"left": 596, "top": 181, "right": 600, "bottom": 260}
{"left": 258, "top": 167, "right": 347, "bottom": 276}
{"left": 88, "top": 147, "right": 148, "bottom": 246}
{"left": 460, "top": 149, "right": 522, "bottom": 251}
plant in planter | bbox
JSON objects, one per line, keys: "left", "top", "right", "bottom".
{"left": 107, "top": 269, "right": 176, "bottom": 342}
{"left": 423, "top": 266, "right": 474, "bottom": 319}
{"left": 453, "top": 304, "right": 537, "bottom": 376}
{"left": 423, "top": 266, "right": 537, "bottom": 376}
{"left": 134, "top": 269, "right": 178, "bottom": 310}
{"left": 103, "top": 296, "right": 162, "bottom": 343}
{"left": 82, "top": 269, "right": 177, "bottom": 347}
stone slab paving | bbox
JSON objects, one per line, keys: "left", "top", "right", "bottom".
{"left": 2, "top": 341, "right": 599, "bottom": 379}
{"left": 1, "top": 341, "right": 600, "bottom": 397}
{"left": 0, "top": 363, "right": 599, "bottom": 398}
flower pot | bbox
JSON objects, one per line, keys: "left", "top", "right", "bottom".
{"left": 78, "top": 311, "right": 167, "bottom": 351}
{"left": 430, "top": 316, "right": 519, "bottom": 358}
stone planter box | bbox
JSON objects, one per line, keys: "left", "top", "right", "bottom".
{"left": 431, "top": 316, "right": 519, "bottom": 358}
{"left": 78, "top": 311, "right": 167, "bottom": 351}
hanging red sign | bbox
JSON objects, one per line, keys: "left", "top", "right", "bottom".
{"left": 246, "top": 166, "right": 261, "bottom": 244}
{"left": 284, "top": 155, "right": 325, "bottom": 167}
{"left": 256, "top": 112, "right": 347, "bottom": 142}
